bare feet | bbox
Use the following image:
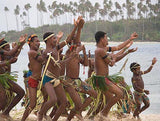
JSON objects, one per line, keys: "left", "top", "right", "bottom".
{"left": 37, "top": 112, "right": 43, "bottom": 121}
{"left": 44, "top": 115, "right": 52, "bottom": 121}
{"left": 75, "top": 113, "right": 84, "bottom": 121}
{"left": 0, "top": 113, "right": 13, "bottom": 121}
{"left": 97, "top": 113, "right": 110, "bottom": 121}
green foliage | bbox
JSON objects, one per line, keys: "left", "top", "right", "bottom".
{"left": 1, "top": 16, "right": 160, "bottom": 42}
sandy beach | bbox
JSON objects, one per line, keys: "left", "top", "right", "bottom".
{"left": 0, "top": 109, "right": 159, "bottom": 121}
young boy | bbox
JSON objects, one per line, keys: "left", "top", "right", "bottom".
{"left": 130, "top": 57, "right": 157, "bottom": 119}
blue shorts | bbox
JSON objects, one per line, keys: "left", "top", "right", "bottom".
{"left": 43, "top": 75, "right": 53, "bottom": 86}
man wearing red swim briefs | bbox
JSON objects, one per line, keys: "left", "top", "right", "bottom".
{"left": 21, "top": 34, "right": 44, "bottom": 121}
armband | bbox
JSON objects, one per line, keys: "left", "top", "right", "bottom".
{"left": 5, "top": 60, "right": 10, "bottom": 66}
{"left": 35, "top": 53, "right": 40, "bottom": 60}
{"left": 102, "top": 54, "right": 109, "bottom": 59}
{"left": 108, "top": 47, "right": 112, "bottom": 52}
{"left": 57, "top": 44, "right": 60, "bottom": 50}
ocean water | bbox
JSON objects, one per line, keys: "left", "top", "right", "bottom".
{"left": 12, "top": 42, "right": 160, "bottom": 114}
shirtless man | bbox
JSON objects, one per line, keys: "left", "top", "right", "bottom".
{"left": 130, "top": 57, "right": 157, "bottom": 119}
{"left": 0, "top": 35, "right": 26, "bottom": 118}
{"left": 21, "top": 34, "right": 44, "bottom": 121}
{"left": 38, "top": 27, "right": 75, "bottom": 121}
{"left": 0, "top": 57, "right": 17, "bottom": 111}
{"left": 94, "top": 31, "right": 138, "bottom": 118}
{"left": 65, "top": 18, "right": 97, "bottom": 121}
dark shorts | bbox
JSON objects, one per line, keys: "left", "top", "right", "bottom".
{"left": 134, "top": 91, "right": 149, "bottom": 105}
{"left": 28, "top": 77, "right": 39, "bottom": 88}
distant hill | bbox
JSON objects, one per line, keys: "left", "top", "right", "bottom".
{"left": 1, "top": 16, "right": 160, "bottom": 42}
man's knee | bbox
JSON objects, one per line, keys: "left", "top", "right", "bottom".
{"left": 116, "top": 89, "right": 123, "bottom": 99}
{"left": 30, "top": 102, "right": 36, "bottom": 109}
{"left": 145, "top": 102, "right": 150, "bottom": 108}
{"left": 18, "top": 89, "right": 25, "bottom": 98}
{"left": 50, "top": 96, "right": 57, "bottom": 104}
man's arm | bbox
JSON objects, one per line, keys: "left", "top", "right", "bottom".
{"left": 0, "top": 57, "right": 17, "bottom": 67}
{"left": 115, "top": 47, "right": 137, "bottom": 62}
{"left": 1, "top": 35, "right": 26, "bottom": 56}
{"left": 142, "top": 57, "right": 157, "bottom": 74}
{"left": 28, "top": 51, "right": 44, "bottom": 63}
{"left": 57, "top": 20, "right": 78, "bottom": 50}
{"left": 79, "top": 45, "right": 88, "bottom": 66}
{"left": 106, "top": 32, "right": 138, "bottom": 52}
{"left": 98, "top": 49, "right": 115, "bottom": 67}
{"left": 74, "top": 17, "right": 84, "bottom": 44}
{"left": 88, "top": 50, "right": 92, "bottom": 68}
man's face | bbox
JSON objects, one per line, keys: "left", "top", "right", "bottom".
{"left": 31, "top": 37, "right": 40, "bottom": 50}
{"left": 134, "top": 66, "right": 141, "bottom": 74}
{"left": 50, "top": 35, "right": 57, "bottom": 47}
{"left": 102, "top": 35, "right": 108, "bottom": 46}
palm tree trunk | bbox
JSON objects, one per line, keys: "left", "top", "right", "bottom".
{"left": 28, "top": 11, "right": 30, "bottom": 26}
{"left": 15, "top": 15, "right": 19, "bottom": 31}
{"left": 5, "top": 13, "right": 8, "bottom": 32}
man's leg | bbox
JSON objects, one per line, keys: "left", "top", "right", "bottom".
{"left": 2, "top": 80, "right": 25, "bottom": 116}
{"left": 101, "top": 81, "right": 123, "bottom": 117}
{"left": 21, "top": 87, "right": 37, "bottom": 121}
{"left": 65, "top": 86, "right": 82, "bottom": 121}
{"left": 0, "top": 83, "right": 7, "bottom": 111}
{"left": 53, "top": 83, "right": 67, "bottom": 121}
{"left": 38, "top": 82, "right": 57, "bottom": 121}
{"left": 79, "top": 82, "right": 97, "bottom": 113}
{"left": 139, "top": 95, "right": 150, "bottom": 113}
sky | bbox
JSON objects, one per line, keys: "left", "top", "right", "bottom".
{"left": 0, "top": 0, "right": 113, "bottom": 32}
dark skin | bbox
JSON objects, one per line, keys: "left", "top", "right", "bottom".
{"left": 0, "top": 35, "right": 26, "bottom": 118}
{"left": 95, "top": 33, "right": 138, "bottom": 117}
{"left": 38, "top": 29, "right": 75, "bottom": 121}
{"left": 88, "top": 50, "right": 94, "bottom": 78}
{"left": 21, "top": 36, "right": 44, "bottom": 121}
{"left": 132, "top": 57, "right": 157, "bottom": 118}
{"left": 65, "top": 17, "right": 97, "bottom": 121}
{"left": 0, "top": 57, "right": 17, "bottom": 111}
{"left": 0, "top": 37, "right": 26, "bottom": 56}
{"left": 89, "top": 47, "right": 137, "bottom": 117}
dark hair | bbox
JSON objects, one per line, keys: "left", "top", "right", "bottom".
{"left": 130, "top": 62, "right": 140, "bottom": 72}
{"left": 0, "top": 40, "right": 8, "bottom": 48}
{"left": 43, "top": 32, "right": 54, "bottom": 43}
{"left": 27, "top": 34, "right": 37, "bottom": 46}
{"left": 95, "top": 31, "right": 106, "bottom": 44}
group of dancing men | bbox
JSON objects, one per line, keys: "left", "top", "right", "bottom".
{"left": 0, "top": 16, "right": 157, "bottom": 121}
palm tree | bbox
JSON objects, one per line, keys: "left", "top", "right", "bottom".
{"left": 14, "top": 5, "right": 20, "bottom": 31}
{"left": 24, "top": 3, "right": 31, "bottom": 26}
{"left": 22, "top": 11, "right": 27, "bottom": 27}
{"left": 115, "top": 2, "right": 121, "bottom": 21}
{"left": 4, "top": 6, "right": 9, "bottom": 31}
{"left": 37, "top": 0, "right": 47, "bottom": 26}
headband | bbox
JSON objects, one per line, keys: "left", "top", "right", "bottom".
{"left": 27, "top": 34, "right": 37, "bottom": 44}
{"left": 44, "top": 34, "right": 54, "bottom": 41}
{"left": 0, "top": 42, "right": 9, "bottom": 49}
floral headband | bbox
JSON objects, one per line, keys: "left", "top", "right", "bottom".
{"left": 27, "top": 34, "right": 37, "bottom": 44}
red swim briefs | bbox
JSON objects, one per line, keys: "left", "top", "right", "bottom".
{"left": 28, "top": 77, "right": 39, "bottom": 88}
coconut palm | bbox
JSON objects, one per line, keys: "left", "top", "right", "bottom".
{"left": 4, "top": 6, "right": 9, "bottom": 31}
{"left": 24, "top": 3, "right": 31, "bottom": 26}
{"left": 14, "top": 5, "right": 20, "bottom": 31}
{"left": 37, "top": 0, "right": 47, "bottom": 26}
